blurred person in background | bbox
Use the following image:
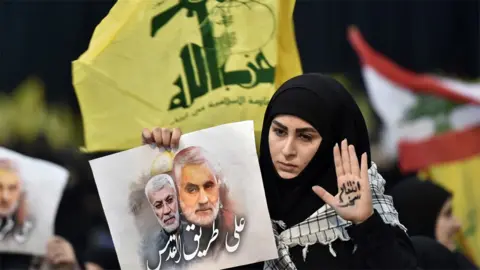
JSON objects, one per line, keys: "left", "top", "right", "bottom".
{"left": 0, "top": 136, "right": 114, "bottom": 269}
{"left": 42, "top": 235, "right": 119, "bottom": 270}
{"left": 390, "top": 177, "right": 477, "bottom": 269}
{"left": 43, "top": 236, "right": 80, "bottom": 270}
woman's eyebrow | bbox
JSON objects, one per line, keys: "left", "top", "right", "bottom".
{"left": 272, "top": 120, "right": 287, "bottom": 129}
{"left": 296, "top": 127, "right": 317, "bottom": 133}
{"left": 272, "top": 120, "right": 317, "bottom": 133}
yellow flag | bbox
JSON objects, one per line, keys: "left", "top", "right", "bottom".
{"left": 73, "top": 0, "right": 302, "bottom": 152}
{"left": 423, "top": 155, "right": 480, "bottom": 264}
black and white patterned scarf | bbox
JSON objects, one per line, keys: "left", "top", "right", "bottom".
{"left": 264, "top": 163, "right": 406, "bottom": 270}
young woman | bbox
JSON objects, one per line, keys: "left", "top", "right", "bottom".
{"left": 142, "top": 73, "right": 417, "bottom": 269}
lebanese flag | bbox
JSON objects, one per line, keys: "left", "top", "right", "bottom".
{"left": 347, "top": 26, "right": 480, "bottom": 173}
{"left": 348, "top": 27, "right": 480, "bottom": 263}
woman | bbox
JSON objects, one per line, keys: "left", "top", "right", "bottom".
{"left": 390, "top": 177, "right": 477, "bottom": 269}
{"left": 142, "top": 73, "right": 417, "bottom": 269}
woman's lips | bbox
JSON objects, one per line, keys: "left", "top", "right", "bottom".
{"left": 277, "top": 161, "right": 298, "bottom": 171}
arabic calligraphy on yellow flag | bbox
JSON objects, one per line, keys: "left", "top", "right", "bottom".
{"left": 73, "top": 0, "right": 302, "bottom": 152}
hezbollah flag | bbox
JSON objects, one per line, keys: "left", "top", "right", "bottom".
{"left": 348, "top": 26, "right": 480, "bottom": 262}
{"left": 73, "top": 0, "right": 302, "bottom": 152}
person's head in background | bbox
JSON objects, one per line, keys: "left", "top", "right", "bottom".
{"left": 390, "top": 177, "right": 461, "bottom": 251}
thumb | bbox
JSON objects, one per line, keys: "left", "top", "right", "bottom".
{"left": 312, "top": 186, "right": 336, "bottom": 207}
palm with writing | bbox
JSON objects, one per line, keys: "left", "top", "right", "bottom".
{"left": 313, "top": 139, "right": 373, "bottom": 224}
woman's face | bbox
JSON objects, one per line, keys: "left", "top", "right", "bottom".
{"left": 435, "top": 198, "right": 461, "bottom": 251}
{"left": 268, "top": 115, "right": 322, "bottom": 179}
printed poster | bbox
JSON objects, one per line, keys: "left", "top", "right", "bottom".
{"left": 0, "top": 147, "right": 69, "bottom": 255}
{"left": 89, "top": 121, "right": 277, "bottom": 269}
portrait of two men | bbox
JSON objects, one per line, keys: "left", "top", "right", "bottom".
{"left": 133, "top": 146, "right": 245, "bottom": 270}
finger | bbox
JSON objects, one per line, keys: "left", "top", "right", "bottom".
{"left": 52, "top": 256, "right": 70, "bottom": 265}
{"left": 51, "top": 253, "right": 64, "bottom": 264}
{"left": 333, "top": 143, "right": 344, "bottom": 178}
{"left": 142, "top": 128, "right": 154, "bottom": 145}
{"left": 152, "top": 127, "right": 163, "bottom": 146}
{"left": 46, "top": 250, "right": 55, "bottom": 260}
{"left": 312, "top": 186, "right": 337, "bottom": 207}
{"left": 161, "top": 128, "right": 172, "bottom": 148}
{"left": 360, "top": 153, "right": 370, "bottom": 192}
{"left": 170, "top": 128, "right": 182, "bottom": 149}
{"left": 50, "top": 247, "right": 64, "bottom": 255}
{"left": 46, "top": 240, "right": 60, "bottom": 251}
{"left": 349, "top": 145, "right": 360, "bottom": 178}
{"left": 51, "top": 236, "right": 65, "bottom": 243}
{"left": 47, "top": 236, "right": 60, "bottom": 244}
{"left": 46, "top": 240, "right": 54, "bottom": 250}
{"left": 341, "top": 139, "right": 351, "bottom": 175}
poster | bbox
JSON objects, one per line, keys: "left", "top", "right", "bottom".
{"left": 0, "top": 147, "right": 69, "bottom": 255}
{"left": 90, "top": 121, "right": 277, "bottom": 269}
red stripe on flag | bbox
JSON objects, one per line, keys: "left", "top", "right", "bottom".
{"left": 399, "top": 126, "right": 480, "bottom": 172}
{"left": 347, "top": 26, "right": 480, "bottom": 106}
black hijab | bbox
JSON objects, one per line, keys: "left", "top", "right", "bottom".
{"left": 259, "top": 73, "right": 372, "bottom": 227}
{"left": 390, "top": 177, "right": 452, "bottom": 239}
{"left": 411, "top": 236, "right": 461, "bottom": 270}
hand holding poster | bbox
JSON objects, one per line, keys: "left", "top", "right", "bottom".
{"left": 90, "top": 121, "right": 277, "bottom": 269}
{"left": 0, "top": 147, "right": 69, "bottom": 255}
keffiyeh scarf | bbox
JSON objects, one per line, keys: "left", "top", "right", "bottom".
{"left": 264, "top": 163, "right": 406, "bottom": 270}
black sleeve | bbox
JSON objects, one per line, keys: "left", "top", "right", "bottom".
{"left": 347, "top": 210, "right": 417, "bottom": 269}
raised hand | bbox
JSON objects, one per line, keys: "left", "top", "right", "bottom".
{"left": 142, "top": 127, "right": 182, "bottom": 149}
{"left": 312, "top": 139, "right": 373, "bottom": 224}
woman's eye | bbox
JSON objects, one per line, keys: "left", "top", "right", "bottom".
{"left": 299, "top": 134, "right": 312, "bottom": 142}
{"left": 273, "top": 128, "right": 286, "bottom": 137}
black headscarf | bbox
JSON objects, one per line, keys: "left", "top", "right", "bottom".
{"left": 411, "top": 236, "right": 461, "bottom": 270}
{"left": 390, "top": 177, "right": 452, "bottom": 239}
{"left": 259, "top": 73, "right": 371, "bottom": 227}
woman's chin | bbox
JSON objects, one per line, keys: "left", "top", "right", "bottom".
{"left": 277, "top": 170, "right": 298, "bottom": 180}
{"left": 439, "top": 239, "right": 457, "bottom": 252}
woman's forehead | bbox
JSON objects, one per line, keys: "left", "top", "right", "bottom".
{"left": 272, "top": 115, "right": 315, "bottom": 129}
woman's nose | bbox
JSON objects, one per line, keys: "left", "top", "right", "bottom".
{"left": 453, "top": 216, "right": 462, "bottom": 230}
{"left": 281, "top": 137, "right": 297, "bottom": 157}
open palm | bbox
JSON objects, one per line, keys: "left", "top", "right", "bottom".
{"left": 312, "top": 139, "right": 373, "bottom": 224}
